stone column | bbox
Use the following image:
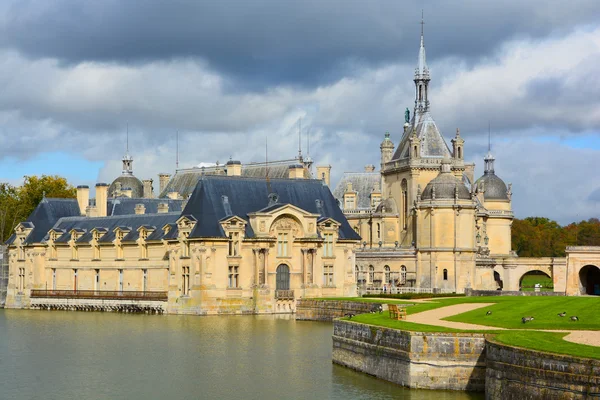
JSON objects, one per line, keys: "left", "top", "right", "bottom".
{"left": 262, "top": 248, "right": 269, "bottom": 287}
{"left": 301, "top": 249, "right": 307, "bottom": 286}
{"left": 252, "top": 248, "right": 260, "bottom": 287}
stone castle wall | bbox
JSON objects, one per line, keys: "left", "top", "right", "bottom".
{"left": 331, "top": 320, "right": 486, "bottom": 391}
{"left": 296, "top": 299, "right": 393, "bottom": 321}
{"left": 465, "top": 289, "right": 565, "bottom": 297}
{"left": 486, "top": 339, "right": 600, "bottom": 399}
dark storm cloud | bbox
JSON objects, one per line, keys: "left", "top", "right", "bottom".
{"left": 1, "top": 0, "right": 599, "bottom": 87}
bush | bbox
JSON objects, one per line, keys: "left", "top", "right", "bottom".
{"left": 362, "top": 293, "right": 464, "bottom": 300}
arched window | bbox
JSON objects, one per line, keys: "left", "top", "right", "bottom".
{"left": 384, "top": 266, "right": 390, "bottom": 284}
{"left": 458, "top": 147, "right": 462, "bottom": 159}
{"left": 401, "top": 266, "right": 407, "bottom": 285}
{"left": 368, "top": 265, "right": 375, "bottom": 283}
{"left": 276, "top": 264, "right": 290, "bottom": 290}
{"left": 443, "top": 269, "right": 448, "bottom": 281}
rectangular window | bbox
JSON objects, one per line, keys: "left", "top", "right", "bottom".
{"left": 18, "top": 267, "right": 25, "bottom": 292}
{"left": 142, "top": 269, "right": 147, "bottom": 292}
{"left": 73, "top": 269, "right": 78, "bottom": 291}
{"left": 119, "top": 269, "right": 123, "bottom": 292}
{"left": 228, "top": 232, "right": 240, "bottom": 256}
{"left": 324, "top": 233, "right": 334, "bottom": 257}
{"left": 94, "top": 269, "right": 100, "bottom": 291}
{"left": 277, "top": 233, "right": 289, "bottom": 257}
{"left": 182, "top": 266, "right": 190, "bottom": 295}
{"left": 52, "top": 268, "right": 56, "bottom": 291}
{"left": 323, "top": 265, "right": 334, "bottom": 287}
{"left": 228, "top": 266, "right": 239, "bottom": 288}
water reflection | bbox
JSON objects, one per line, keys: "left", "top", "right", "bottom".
{"left": 0, "top": 311, "right": 482, "bottom": 400}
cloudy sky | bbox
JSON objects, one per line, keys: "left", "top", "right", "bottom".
{"left": 1, "top": 0, "right": 599, "bottom": 224}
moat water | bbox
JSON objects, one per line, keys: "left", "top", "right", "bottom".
{"left": 0, "top": 310, "right": 483, "bottom": 400}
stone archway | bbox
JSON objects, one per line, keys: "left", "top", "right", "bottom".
{"left": 519, "top": 270, "right": 552, "bottom": 292}
{"left": 579, "top": 265, "right": 600, "bottom": 295}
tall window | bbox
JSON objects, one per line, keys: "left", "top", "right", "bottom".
{"left": 277, "top": 233, "right": 289, "bottom": 257}
{"left": 323, "top": 265, "right": 334, "bottom": 286}
{"left": 73, "top": 269, "right": 78, "bottom": 291}
{"left": 228, "top": 266, "right": 239, "bottom": 288}
{"left": 443, "top": 269, "right": 448, "bottom": 281}
{"left": 323, "top": 233, "right": 334, "bottom": 257}
{"left": 401, "top": 266, "right": 407, "bottom": 285}
{"left": 402, "top": 179, "right": 408, "bottom": 230}
{"left": 142, "top": 269, "right": 147, "bottom": 292}
{"left": 181, "top": 266, "right": 190, "bottom": 295}
{"left": 118, "top": 269, "right": 123, "bottom": 292}
{"left": 384, "top": 266, "right": 391, "bottom": 284}
{"left": 18, "top": 267, "right": 25, "bottom": 292}
{"left": 95, "top": 269, "right": 100, "bottom": 291}
{"left": 376, "top": 223, "right": 381, "bottom": 240}
{"left": 229, "top": 232, "right": 240, "bottom": 256}
{"left": 52, "top": 268, "right": 56, "bottom": 291}
{"left": 368, "top": 265, "right": 375, "bottom": 283}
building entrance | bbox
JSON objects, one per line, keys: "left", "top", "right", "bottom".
{"left": 579, "top": 265, "right": 600, "bottom": 295}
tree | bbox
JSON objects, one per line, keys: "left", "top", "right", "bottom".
{"left": 0, "top": 175, "right": 77, "bottom": 243}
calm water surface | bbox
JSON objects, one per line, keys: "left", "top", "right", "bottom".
{"left": 0, "top": 310, "right": 483, "bottom": 400}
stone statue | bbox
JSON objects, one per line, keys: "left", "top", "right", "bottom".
{"left": 405, "top": 108, "right": 410, "bottom": 124}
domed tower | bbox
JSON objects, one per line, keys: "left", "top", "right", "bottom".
{"left": 415, "top": 157, "right": 478, "bottom": 291}
{"left": 475, "top": 149, "right": 513, "bottom": 256}
{"left": 109, "top": 149, "right": 144, "bottom": 198}
{"left": 380, "top": 131, "right": 394, "bottom": 171}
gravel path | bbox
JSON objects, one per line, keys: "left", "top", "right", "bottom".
{"left": 404, "top": 303, "right": 600, "bottom": 347}
{"left": 405, "top": 303, "right": 503, "bottom": 330}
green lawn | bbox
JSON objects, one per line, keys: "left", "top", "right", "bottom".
{"left": 492, "top": 331, "right": 600, "bottom": 360}
{"left": 520, "top": 273, "right": 553, "bottom": 291}
{"left": 445, "top": 296, "right": 600, "bottom": 330}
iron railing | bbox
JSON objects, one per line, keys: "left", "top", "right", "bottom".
{"left": 30, "top": 290, "right": 168, "bottom": 301}
{"left": 275, "top": 290, "right": 294, "bottom": 300}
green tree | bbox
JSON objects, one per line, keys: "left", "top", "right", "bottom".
{"left": 0, "top": 175, "right": 77, "bottom": 243}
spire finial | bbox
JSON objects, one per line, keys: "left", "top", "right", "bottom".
{"left": 176, "top": 131, "right": 179, "bottom": 170}
{"left": 420, "top": 10, "right": 425, "bottom": 44}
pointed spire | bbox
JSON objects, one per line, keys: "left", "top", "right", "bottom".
{"left": 416, "top": 10, "right": 429, "bottom": 79}
{"left": 484, "top": 122, "right": 495, "bottom": 174}
{"left": 122, "top": 124, "right": 133, "bottom": 175}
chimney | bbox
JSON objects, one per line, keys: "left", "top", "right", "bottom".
{"left": 288, "top": 164, "right": 305, "bottom": 179}
{"left": 226, "top": 160, "right": 242, "bottom": 176}
{"left": 122, "top": 187, "right": 133, "bottom": 198}
{"left": 142, "top": 179, "right": 153, "bottom": 199}
{"left": 316, "top": 165, "right": 331, "bottom": 187}
{"left": 76, "top": 185, "right": 89, "bottom": 216}
{"left": 157, "top": 203, "right": 169, "bottom": 214}
{"left": 95, "top": 183, "right": 109, "bottom": 217}
{"left": 158, "top": 173, "right": 171, "bottom": 194}
{"left": 86, "top": 205, "right": 98, "bottom": 218}
{"left": 364, "top": 164, "right": 375, "bottom": 172}
{"left": 167, "top": 190, "right": 179, "bottom": 200}
{"left": 135, "top": 204, "right": 146, "bottom": 215}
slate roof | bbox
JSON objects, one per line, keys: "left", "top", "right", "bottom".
{"left": 475, "top": 172, "right": 509, "bottom": 201}
{"left": 51, "top": 213, "right": 180, "bottom": 244}
{"left": 392, "top": 110, "right": 452, "bottom": 161}
{"left": 332, "top": 172, "right": 380, "bottom": 210}
{"left": 5, "top": 198, "right": 81, "bottom": 245}
{"left": 182, "top": 175, "right": 360, "bottom": 241}
{"left": 107, "top": 198, "right": 184, "bottom": 215}
{"left": 159, "top": 159, "right": 311, "bottom": 198}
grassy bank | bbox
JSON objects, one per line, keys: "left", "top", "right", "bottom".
{"left": 492, "top": 331, "right": 600, "bottom": 360}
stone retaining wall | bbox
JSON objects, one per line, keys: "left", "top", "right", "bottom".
{"left": 465, "top": 289, "right": 564, "bottom": 297}
{"left": 295, "top": 299, "right": 388, "bottom": 321}
{"left": 486, "top": 339, "right": 600, "bottom": 399}
{"left": 30, "top": 297, "right": 166, "bottom": 313}
{"left": 332, "top": 320, "right": 486, "bottom": 391}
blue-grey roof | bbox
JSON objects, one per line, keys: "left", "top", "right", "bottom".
{"left": 182, "top": 175, "right": 360, "bottom": 241}
{"left": 107, "top": 198, "right": 183, "bottom": 215}
{"left": 333, "top": 172, "right": 380, "bottom": 210}
{"left": 5, "top": 198, "right": 81, "bottom": 245}
{"left": 50, "top": 213, "right": 180, "bottom": 244}
{"left": 475, "top": 172, "right": 509, "bottom": 201}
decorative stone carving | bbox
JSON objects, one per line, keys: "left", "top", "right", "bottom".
{"left": 270, "top": 216, "right": 301, "bottom": 237}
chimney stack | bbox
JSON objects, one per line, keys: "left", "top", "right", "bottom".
{"left": 95, "top": 183, "right": 109, "bottom": 217}
{"left": 158, "top": 173, "right": 171, "bottom": 194}
{"left": 157, "top": 203, "right": 169, "bottom": 214}
{"left": 142, "top": 179, "right": 153, "bottom": 199}
{"left": 135, "top": 204, "right": 146, "bottom": 215}
{"left": 226, "top": 160, "right": 242, "bottom": 176}
{"left": 167, "top": 190, "right": 179, "bottom": 200}
{"left": 76, "top": 185, "right": 89, "bottom": 216}
{"left": 316, "top": 165, "right": 331, "bottom": 187}
{"left": 288, "top": 164, "right": 305, "bottom": 179}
